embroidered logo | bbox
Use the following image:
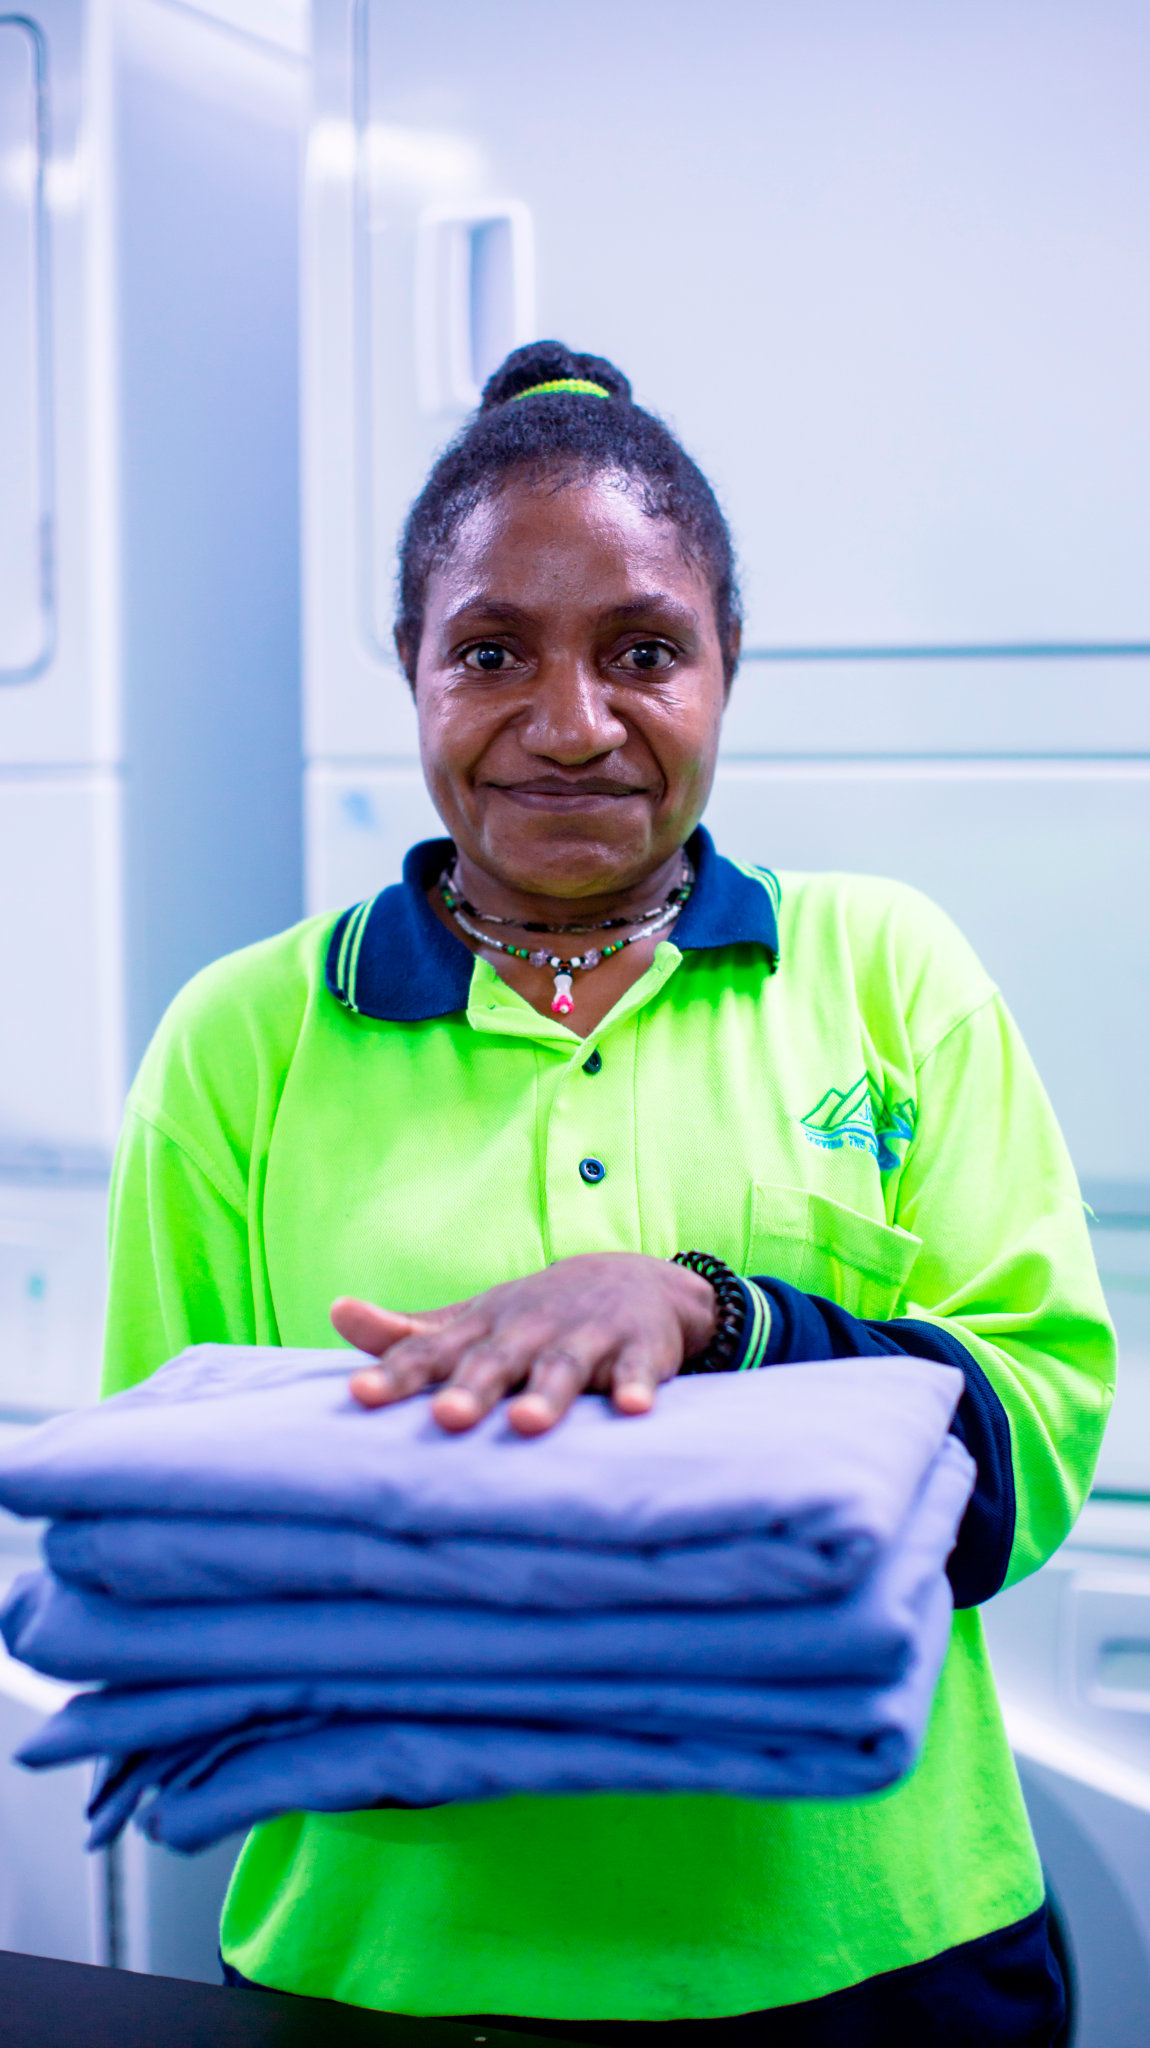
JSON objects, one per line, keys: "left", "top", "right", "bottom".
{"left": 799, "top": 1076, "right": 916, "bottom": 1172}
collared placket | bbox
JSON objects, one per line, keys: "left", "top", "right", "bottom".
{"left": 466, "top": 950, "right": 684, "bottom": 1267}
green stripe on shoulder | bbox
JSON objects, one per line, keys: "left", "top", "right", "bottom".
{"left": 332, "top": 899, "right": 374, "bottom": 1012}
{"left": 729, "top": 857, "right": 781, "bottom": 914}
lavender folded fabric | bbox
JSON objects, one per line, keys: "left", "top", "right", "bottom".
{"left": 74, "top": 1575, "right": 955, "bottom": 1855}
{"left": 42, "top": 1515, "right": 865, "bottom": 1611}
{"left": 0, "top": 1351, "right": 974, "bottom": 1850}
{"left": 2, "top": 1435, "right": 972, "bottom": 1688}
{"left": 0, "top": 1349, "right": 962, "bottom": 1563}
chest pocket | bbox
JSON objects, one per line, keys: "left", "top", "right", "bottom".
{"left": 748, "top": 1182, "right": 922, "bottom": 1322}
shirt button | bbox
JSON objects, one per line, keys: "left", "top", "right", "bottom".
{"left": 582, "top": 1049, "right": 602, "bottom": 1074}
{"left": 579, "top": 1156, "right": 606, "bottom": 1184}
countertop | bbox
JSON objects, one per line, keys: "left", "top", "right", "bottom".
{"left": 0, "top": 1950, "right": 584, "bottom": 2048}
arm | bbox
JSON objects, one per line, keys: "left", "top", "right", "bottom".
{"left": 102, "top": 1107, "right": 265, "bottom": 1396}
{"left": 724, "top": 1274, "right": 1013, "bottom": 1608}
{"left": 728, "top": 992, "right": 1115, "bottom": 1605}
{"left": 101, "top": 921, "right": 314, "bottom": 1396}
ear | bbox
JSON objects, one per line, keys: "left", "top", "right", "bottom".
{"left": 722, "top": 617, "right": 742, "bottom": 699}
{"left": 394, "top": 625, "right": 418, "bottom": 695}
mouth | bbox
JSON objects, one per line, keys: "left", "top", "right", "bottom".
{"left": 485, "top": 780, "right": 648, "bottom": 811}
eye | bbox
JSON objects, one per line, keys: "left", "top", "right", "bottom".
{"left": 462, "top": 643, "right": 516, "bottom": 673}
{"left": 617, "top": 640, "right": 675, "bottom": 674}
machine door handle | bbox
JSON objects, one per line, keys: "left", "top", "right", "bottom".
{"left": 415, "top": 201, "right": 535, "bottom": 414}
{"left": 1069, "top": 1570, "right": 1150, "bottom": 1712}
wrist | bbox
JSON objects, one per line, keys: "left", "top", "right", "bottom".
{"left": 667, "top": 1262, "right": 720, "bottom": 1356}
{"left": 670, "top": 1251, "right": 748, "bottom": 1372}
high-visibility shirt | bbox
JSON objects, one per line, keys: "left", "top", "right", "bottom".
{"left": 102, "top": 828, "right": 1114, "bottom": 2019}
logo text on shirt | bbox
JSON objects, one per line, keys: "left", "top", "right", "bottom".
{"left": 798, "top": 1076, "right": 916, "bottom": 1172}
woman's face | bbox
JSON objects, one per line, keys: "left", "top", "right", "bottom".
{"left": 406, "top": 473, "right": 731, "bottom": 902}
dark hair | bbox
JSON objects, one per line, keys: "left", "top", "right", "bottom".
{"left": 396, "top": 341, "right": 742, "bottom": 686}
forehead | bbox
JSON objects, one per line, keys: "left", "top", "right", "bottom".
{"left": 424, "top": 473, "right": 712, "bottom": 619}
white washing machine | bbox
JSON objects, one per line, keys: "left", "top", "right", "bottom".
{"left": 982, "top": 1219, "right": 1150, "bottom": 2046}
{"left": 0, "top": 0, "right": 302, "bottom": 1977}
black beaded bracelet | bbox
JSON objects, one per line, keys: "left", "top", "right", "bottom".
{"left": 671, "top": 1250, "right": 748, "bottom": 1374}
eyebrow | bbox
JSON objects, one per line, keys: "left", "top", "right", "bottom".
{"left": 441, "top": 593, "right": 701, "bottom": 633}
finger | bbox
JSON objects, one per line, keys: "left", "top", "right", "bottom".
{"left": 331, "top": 1295, "right": 467, "bottom": 1356}
{"left": 505, "top": 1347, "right": 598, "bottom": 1436}
{"left": 351, "top": 1308, "right": 494, "bottom": 1409}
{"left": 430, "top": 1315, "right": 561, "bottom": 1433}
{"left": 504, "top": 1321, "right": 625, "bottom": 1436}
{"left": 609, "top": 1341, "right": 668, "bottom": 1417}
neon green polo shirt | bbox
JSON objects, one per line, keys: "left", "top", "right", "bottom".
{"left": 102, "top": 830, "right": 1115, "bottom": 2019}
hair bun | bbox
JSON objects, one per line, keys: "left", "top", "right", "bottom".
{"left": 480, "top": 342, "right": 632, "bottom": 412}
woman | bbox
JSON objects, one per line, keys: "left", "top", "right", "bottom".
{"left": 104, "top": 342, "right": 1114, "bottom": 2045}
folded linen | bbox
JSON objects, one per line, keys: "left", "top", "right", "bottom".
{"left": 0, "top": 1349, "right": 963, "bottom": 1565}
{"left": 73, "top": 1577, "right": 954, "bottom": 1853}
{"left": 1, "top": 1354, "right": 975, "bottom": 1847}
{"left": 1, "top": 1433, "right": 973, "bottom": 1688}
{"left": 42, "top": 1515, "right": 870, "bottom": 1611}
{"left": 17, "top": 1659, "right": 950, "bottom": 1766}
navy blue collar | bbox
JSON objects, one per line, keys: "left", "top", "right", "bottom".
{"left": 325, "top": 826, "right": 779, "bottom": 1022}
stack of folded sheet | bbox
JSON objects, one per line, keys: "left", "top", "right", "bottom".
{"left": 0, "top": 1347, "right": 974, "bottom": 1854}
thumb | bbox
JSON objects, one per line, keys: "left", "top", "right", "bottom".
{"left": 330, "top": 1295, "right": 467, "bottom": 1357}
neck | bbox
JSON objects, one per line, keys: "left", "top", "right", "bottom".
{"left": 449, "top": 847, "right": 688, "bottom": 931}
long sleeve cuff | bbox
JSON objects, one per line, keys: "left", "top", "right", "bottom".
{"left": 726, "top": 1277, "right": 773, "bottom": 1373}
{"left": 726, "top": 1272, "right": 1013, "bottom": 1610}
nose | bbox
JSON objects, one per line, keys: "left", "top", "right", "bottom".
{"left": 520, "top": 657, "right": 628, "bottom": 763}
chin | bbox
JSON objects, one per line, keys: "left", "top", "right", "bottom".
{"left": 480, "top": 819, "right": 652, "bottom": 895}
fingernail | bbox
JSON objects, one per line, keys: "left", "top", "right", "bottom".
{"left": 432, "top": 1387, "right": 481, "bottom": 1430}
{"left": 349, "top": 1368, "right": 389, "bottom": 1407}
{"left": 510, "top": 1395, "right": 560, "bottom": 1437}
{"left": 615, "top": 1382, "right": 654, "bottom": 1413}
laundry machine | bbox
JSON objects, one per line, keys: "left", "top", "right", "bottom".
{"left": 0, "top": 0, "right": 303, "bottom": 1973}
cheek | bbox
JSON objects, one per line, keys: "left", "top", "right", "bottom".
{"left": 648, "top": 706, "right": 722, "bottom": 793}
{"left": 416, "top": 688, "right": 465, "bottom": 768}
{"left": 417, "top": 688, "right": 504, "bottom": 798}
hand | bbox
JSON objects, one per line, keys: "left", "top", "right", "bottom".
{"left": 331, "top": 1252, "right": 717, "bottom": 1436}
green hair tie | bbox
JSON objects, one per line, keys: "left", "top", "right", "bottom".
{"left": 511, "top": 378, "right": 613, "bottom": 401}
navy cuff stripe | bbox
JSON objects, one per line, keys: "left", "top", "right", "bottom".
{"left": 747, "top": 1275, "right": 1015, "bottom": 1608}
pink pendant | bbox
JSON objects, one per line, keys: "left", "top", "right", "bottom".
{"left": 551, "top": 971, "right": 574, "bottom": 1016}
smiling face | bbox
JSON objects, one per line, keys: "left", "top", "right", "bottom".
{"left": 404, "top": 471, "right": 732, "bottom": 908}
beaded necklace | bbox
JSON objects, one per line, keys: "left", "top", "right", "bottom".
{"left": 439, "top": 860, "right": 694, "bottom": 1017}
